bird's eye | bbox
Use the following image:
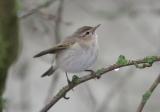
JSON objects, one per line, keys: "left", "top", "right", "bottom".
{"left": 85, "top": 31, "right": 90, "bottom": 35}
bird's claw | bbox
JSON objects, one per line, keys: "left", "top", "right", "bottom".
{"left": 85, "top": 70, "right": 100, "bottom": 79}
{"left": 63, "top": 93, "right": 70, "bottom": 100}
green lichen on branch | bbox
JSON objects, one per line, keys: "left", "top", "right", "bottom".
{"left": 72, "top": 75, "right": 80, "bottom": 84}
{"left": 116, "top": 55, "right": 128, "bottom": 65}
{"left": 134, "top": 63, "right": 152, "bottom": 69}
{"left": 134, "top": 56, "right": 158, "bottom": 69}
{"left": 0, "top": 0, "right": 19, "bottom": 111}
{"left": 142, "top": 91, "right": 152, "bottom": 103}
{"left": 136, "top": 74, "right": 160, "bottom": 112}
{"left": 144, "top": 56, "right": 158, "bottom": 65}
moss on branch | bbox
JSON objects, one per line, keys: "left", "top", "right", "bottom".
{"left": 0, "top": 0, "right": 19, "bottom": 111}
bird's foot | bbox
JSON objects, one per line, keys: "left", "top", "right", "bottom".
{"left": 63, "top": 93, "right": 70, "bottom": 100}
{"left": 85, "top": 69, "right": 100, "bottom": 79}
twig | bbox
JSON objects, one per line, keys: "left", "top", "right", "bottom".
{"left": 97, "top": 69, "right": 134, "bottom": 112}
{"left": 136, "top": 73, "right": 160, "bottom": 112}
{"left": 45, "top": 0, "right": 64, "bottom": 103}
{"left": 40, "top": 56, "right": 160, "bottom": 112}
{"left": 54, "top": 0, "right": 64, "bottom": 42}
{"left": 19, "top": 0, "right": 57, "bottom": 19}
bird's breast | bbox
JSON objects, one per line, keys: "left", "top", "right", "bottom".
{"left": 56, "top": 41, "right": 98, "bottom": 73}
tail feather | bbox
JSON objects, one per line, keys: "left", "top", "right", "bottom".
{"left": 41, "top": 66, "right": 57, "bottom": 77}
{"left": 34, "top": 48, "right": 54, "bottom": 58}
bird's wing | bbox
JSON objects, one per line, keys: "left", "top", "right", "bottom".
{"left": 33, "top": 37, "right": 76, "bottom": 58}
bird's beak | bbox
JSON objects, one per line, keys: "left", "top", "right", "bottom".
{"left": 91, "top": 24, "right": 101, "bottom": 32}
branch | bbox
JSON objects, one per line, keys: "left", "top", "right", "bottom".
{"left": 97, "top": 69, "right": 134, "bottom": 112}
{"left": 45, "top": 0, "right": 64, "bottom": 103}
{"left": 19, "top": 0, "right": 57, "bottom": 19}
{"left": 40, "top": 56, "right": 160, "bottom": 112}
{"left": 136, "top": 73, "right": 160, "bottom": 112}
{"left": 54, "top": 0, "right": 64, "bottom": 43}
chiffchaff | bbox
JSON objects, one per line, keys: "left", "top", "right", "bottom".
{"left": 34, "top": 24, "right": 100, "bottom": 81}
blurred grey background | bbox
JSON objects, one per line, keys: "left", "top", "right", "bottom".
{"left": 4, "top": 0, "right": 160, "bottom": 112}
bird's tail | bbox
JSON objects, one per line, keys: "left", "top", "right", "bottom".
{"left": 33, "top": 48, "right": 54, "bottom": 58}
{"left": 41, "top": 65, "right": 57, "bottom": 77}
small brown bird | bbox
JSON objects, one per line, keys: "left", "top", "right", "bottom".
{"left": 34, "top": 24, "right": 100, "bottom": 82}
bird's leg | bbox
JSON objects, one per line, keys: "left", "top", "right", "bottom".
{"left": 65, "top": 72, "right": 72, "bottom": 85}
{"left": 62, "top": 72, "right": 73, "bottom": 100}
{"left": 85, "top": 70, "right": 100, "bottom": 79}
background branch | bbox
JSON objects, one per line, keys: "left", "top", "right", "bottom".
{"left": 45, "top": 0, "right": 64, "bottom": 103}
{"left": 19, "top": 0, "right": 57, "bottom": 19}
{"left": 54, "top": 0, "right": 64, "bottom": 42}
{"left": 96, "top": 69, "right": 134, "bottom": 112}
{"left": 136, "top": 73, "right": 160, "bottom": 112}
{"left": 40, "top": 56, "right": 160, "bottom": 112}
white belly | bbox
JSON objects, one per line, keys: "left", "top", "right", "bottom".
{"left": 56, "top": 43, "right": 98, "bottom": 73}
